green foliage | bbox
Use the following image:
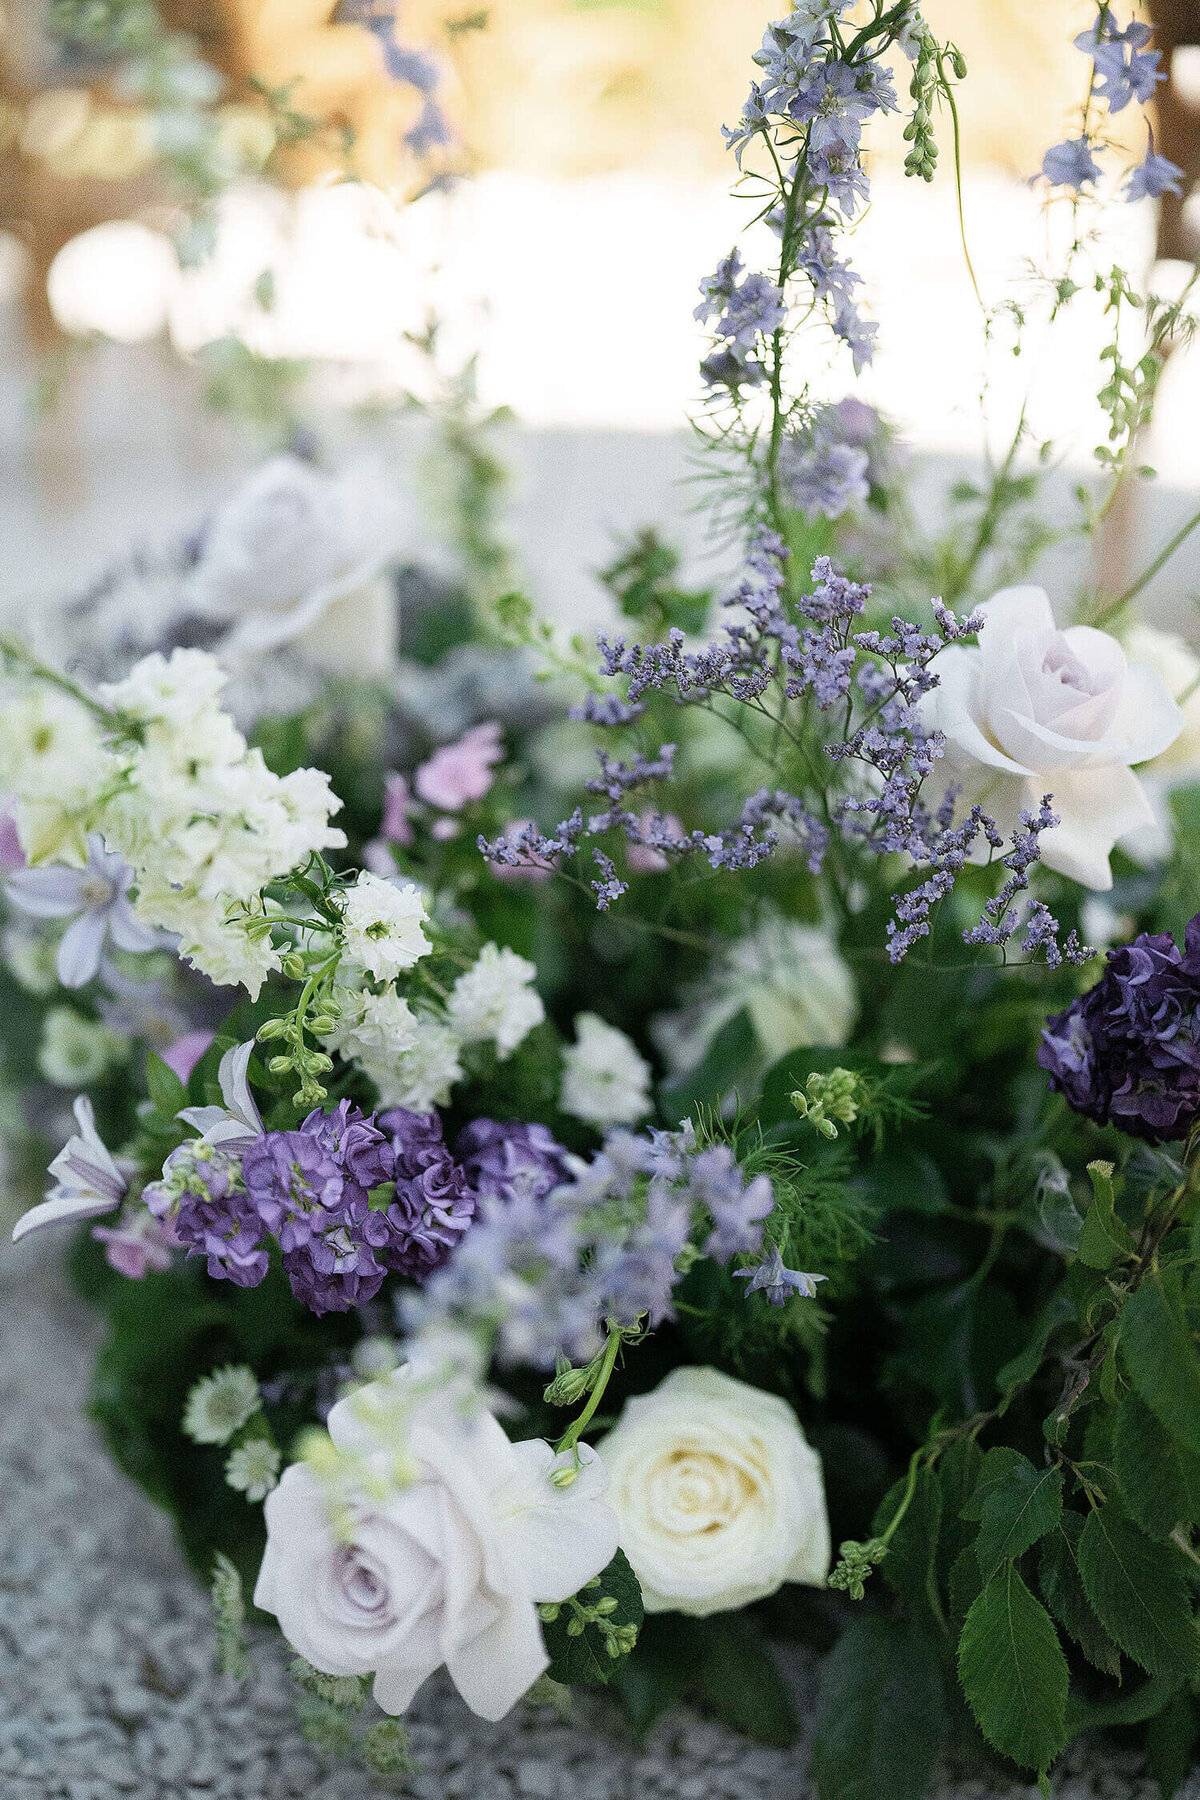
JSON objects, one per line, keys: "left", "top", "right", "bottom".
{"left": 288, "top": 1659, "right": 368, "bottom": 1711}
{"left": 967, "top": 1451, "right": 1063, "bottom": 1583}
{"left": 597, "top": 527, "right": 712, "bottom": 638}
{"left": 540, "top": 1551, "right": 643, "bottom": 1685}
{"left": 1077, "top": 1161, "right": 1135, "bottom": 1270}
{"left": 1077, "top": 1504, "right": 1200, "bottom": 1681}
{"left": 1113, "top": 1395, "right": 1200, "bottom": 1541}
{"left": 1038, "top": 1515, "right": 1122, "bottom": 1679}
{"left": 211, "top": 1553, "right": 250, "bottom": 1682}
{"left": 812, "top": 1616, "right": 945, "bottom": 1800}
{"left": 958, "top": 1565, "right": 1068, "bottom": 1774}
{"left": 1122, "top": 1268, "right": 1200, "bottom": 1456}
{"left": 614, "top": 1613, "right": 797, "bottom": 1746}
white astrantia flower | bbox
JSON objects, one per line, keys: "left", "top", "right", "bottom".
{"left": 0, "top": 686, "right": 116, "bottom": 866}
{"left": 560, "top": 1013, "right": 652, "bottom": 1128}
{"left": 253, "top": 1366, "right": 619, "bottom": 1722}
{"left": 339, "top": 874, "right": 432, "bottom": 983}
{"left": 185, "top": 455, "right": 403, "bottom": 674}
{"left": 12, "top": 1093, "right": 127, "bottom": 1242}
{"left": 925, "top": 586, "right": 1183, "bottom": 890}
{"left": 226, "top": 1439, "right": 282, "bottom": 1503}
{"left": 184, "top": 1364, "right": 262, "bottom": 1446}
{"left": 373, "top": 1015, "right": 464, "bottom": 1112}
{"left": 598, "top": 1366, "right": 830, "bottom": 1617}
{"left": 6, "top": 833, "right": 159, "bottom": 988}
{"left": 446, "top": 943, "right": 545, "bottom": 1059}
{"left": 38, "top": 1007, "right": 126, "bottom": 1087}
{"left": 654, "top": 913, "right": 854, "bottom": 1078}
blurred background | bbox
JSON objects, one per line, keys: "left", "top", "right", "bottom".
{"left": 4, "top": 0, "right": 1200, "bottom": 628}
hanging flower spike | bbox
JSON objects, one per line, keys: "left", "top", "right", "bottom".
{"left": 13, "top": 1095, "right": 127, "bottom": 1241}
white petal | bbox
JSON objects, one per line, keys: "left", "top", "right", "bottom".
{"left": 108, "top": 901, "right": 161, "bottom": 954}
{"left": 927, "top": 647, "right": 1033, "bottom": 776}
{"left": 1037, "top": 765, "right": 1154, "bottom": 889}
{"left": 975, "top": 587, "right": 1055, "bottom": 683}
{"left": 444, "top": 1592, "right": 548, "bottom": 1721}
{"left": 1119, "top": 660, "right": 1186, "bottom": 765}
{"left": 371, "top": 1653, "right": 441, "bottom": 1716}
{"left": 494, "top": 1441, "right": 620, "bottom": 1605}
{"left": 13, "top": 1188, "right": 121, "bottom": 1241}
{"left": 56, "top": 911, "right": 107, "bottom": 988}
{"left": 218, "top": 1041, "right": 264, "bottom": 1135}
{"left": 5, "top": 867, "right": 85, "bottom": 918}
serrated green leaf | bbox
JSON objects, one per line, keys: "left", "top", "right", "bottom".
{"left": 1038, "top": 1514, "right": 1122, "bottom": 1679}
{"left": 812, "top": 1616, "right": 945, "bottom": 1800}
{"left": 962, "top": 1446, "right": 1025, "bottom": 1521}
{"left": 948, "top": 1543, "right": 983, "bottom": 1629}
{"left": 1078, "top": 1504, "right": 1200, "bottom": 1680}
{"left": 1123, "top": 1271, "right": 1200, "bottom": 1457}
{"left": 543, "top": 1549, "right": 643, "bottom": 1687}
{"left": 1077, "top": 1161, "right": 1135, "bottom": 1270}
{"left": 1114, "top": 1395, "right": 1200, "bottom": 1541}
{"left": 958, "top": 1565, "right": 1068, "bottom": 1774}
{"left": 874, "top": 1466, "right": 942, "bottom": 1619}
{"left": 995, "top": 1289, "right": 1076, "bottom": 1395}
{"left": 936, "top": 1437, "right": 984, "bottom": 1586}
{"left": 1067, "top": 1671, "right": 1182, "bottom": 1734}
{"left": 973, "top": 1453, "right": 1063, "bottom": 1582}
{"left": 694, "top": 1613, "right": 797, "bottom": 1747}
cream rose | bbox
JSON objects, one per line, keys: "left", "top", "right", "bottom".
{"left": 254, "top": 1369, "right": 618, "bottom": 1720}
{"left": 927, "top": 586, "right": 1182, "bottom": 889}
{"left": 597, "top": 1366, "right": 830, "bottom": 1617}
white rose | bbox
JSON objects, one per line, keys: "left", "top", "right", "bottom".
{"left": 1124, "top": 624, "right": 1200, "bottom": 776}
{"left": 927, "top": 587, "right": 1182, "bottom": 889}
{"left": 598, "top": 1366, "right": 829, "bottom": 1617}
{"left": 254, "top": 1370, "right": 619, "bottom": 1721}
{"left": 187, "top": 456, "right": 404, "bottom": 674}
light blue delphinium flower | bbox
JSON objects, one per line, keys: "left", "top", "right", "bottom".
{"left": 6, "top": 834, "right": 159, "bottom": 988}
{"left": 1041, "top": 136, "right": 1104, "bottom": 191}
{"left": 1076, "top": 13, "right": 1165, "bottom": 114}
{"left": 733, "top": 1246, "right": 827, "bottom": 1306}
{"left": 1127, "top": 145, "right": 1184, "bottom": 202}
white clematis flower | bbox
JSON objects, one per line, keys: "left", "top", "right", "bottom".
{"left": 254, "top": 1367, "right": 619, "bottom": 1721}
{"left": 926, "top": 586, "right": 1183, "bottom": 889}
{"left": 13, "top": 1094, "right": 127, "bottom": 1242}
{"left": 175, "top": 1040, "right": 263, "bottom": 1148}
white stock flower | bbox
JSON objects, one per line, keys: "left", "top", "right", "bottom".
{"left": 560, "top": 1014, "right": 652, "bottom": 1127}
{"left": 926, "top": 587, "right": 1182, "bottom": 890}
{"left": 447, "top": 944, "right": 545, "bottom": 1059}
{"left": 253, "top": 1367, "right": 619, "bottom": 1721}
{"left": 12, "top": 1093, "right": 126, "bottom": 1242}
{"left": 323, "top": 983, "right": 418, "bottom": 1070}
{"left": 186, "top": 455, "right": 403, "bottom": 674}
{"left": 340, "top": 875, "right": 431, "bottom": 982}
{"left": 654, "top": 914, "right": 854, "bottom": 1078}
{"left": 0, "top": 686, "right": 115, "bottom": 866}
{"left": 38, "top": 1007, "right": 126, "bottom": 1087}
{"left": 374, "top": 1016, "right": 464, "bottom": 1112}
{"left": 598, "top": 1366, "right": 830, "bottom": 1618}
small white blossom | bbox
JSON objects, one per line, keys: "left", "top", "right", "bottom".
{"left": 339, "top": 874, "right": 431, "bottom": 982}
{"left": 226, "top": 1438, "right": 281, "bottom": 1502}
{"left": 38, "top": 1007, "right": 126, "bottom": 1087}
{"left": 375, "top": 1015, "right": 464, "bottom": 1112}
{"left": 560, "top": 1013, "right": 652, "bottom": 1128}
{"left": 184, "top": 1365, "right": 262, "bottom": 1446}
{"left": 322, "top": 982, "right": 418, "bottom": 1068}
{"left": 447, "top": 943, "right": 545, "bottom": 1059}
{"left": 0, "top": 686, "right": 115, "bottom": 866}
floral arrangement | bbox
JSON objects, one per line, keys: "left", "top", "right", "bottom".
{"left": 7, "top": 3, "right": 1200, "bottom": 1797}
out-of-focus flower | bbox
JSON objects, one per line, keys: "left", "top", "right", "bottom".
{"left": 446, "top": 943, "right": 544, "bottom": 1059}
{"left": 92, "top": 1209, "right": 175, "bottom": 1279}
{"left": 414, "top": 722, "right": 504, "bottom": 811}
{"left": 184, "top": 1364, "right": 262, "bottom": 1445}
{"left": 1041, "top": 137, "right": 1103, "bottom": 190}
{"left": 598, "top": 1366, "right": 829, "bottom": 1616}
{"left": 457, "top": 1119, "right": 572, "bottom": 1206}
{"left": 253, "top": 1367, "right": 618, "bottom": 1720}
{"left": 1127, "top": 146, "right": 1184, "bottom": 202}
{"left": 733, "top": 1247, "right": 826, "bottom": 1306}
{"left": 927, "top": 587, "right": 1182, "bottom": 888}
{"left": 38, "top": 1007, "right": 126, "bottom": 1086}
{"left": 339, "top": 874, "right": 431, "bottom": 982}
{"left": 560, "top": 1014, "right": 652, "bottom": 1128}
{"left": 6, "top": 834, "right": 160, "bottom": 988}
{"left": 12, "top": 1094, "right": 126, "bottom": 1243}
{"left": 160, "top": 1029, "right": 215, "bottom": 1085}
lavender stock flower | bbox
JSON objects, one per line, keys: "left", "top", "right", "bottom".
{"left": 1040, "top": 913, "right": 1200, "bottom": 1142}
{"left": 377, "top": 1106, "right": 476, "bottom": 1280}
{"left": 456, "top": 1118, "right": 573, "bottom": 1205}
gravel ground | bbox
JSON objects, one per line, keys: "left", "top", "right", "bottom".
{"left": 0, "top": 1238, "right": 1190, "bottom": 1800}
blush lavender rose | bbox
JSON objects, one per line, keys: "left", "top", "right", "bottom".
{"left": 1039, "top": 913, "right": 1200, "bottom": 1142}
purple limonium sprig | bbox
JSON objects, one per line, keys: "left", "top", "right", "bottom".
{"left": 6, "top": 834, "right": 160, "bottom": 988}
{"left": 734, "top": 1246, "right": 827, "bottom": 1306}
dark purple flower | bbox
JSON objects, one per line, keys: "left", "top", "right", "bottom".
{"left": 457, "top": 1118, "right": 573, "bottom": 1205}
{"left": 1039, "top": 914, "right": 1200, "bottom": 1142}
{"left": 378, "top": 1108, "right": 476, "bottom": 1281}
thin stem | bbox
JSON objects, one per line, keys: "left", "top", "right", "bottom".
{"left": 1092, "top": 500, "right": 1200, "bottom": 626}
{"left": 0, "top": 633, "right": 119, "bottom": 727}
{"left": 556, "top": 1326, "right": 623, "bottom": 1458}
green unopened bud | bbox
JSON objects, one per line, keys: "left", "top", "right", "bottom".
{"left": 543, "top": 1362, "right": 594, "bottom": 1408}
{"left": 267, "top": 1054, "right": 293, "bottom": 1076}
{"left": 550, "top": 1465, "right": 579, "bottom": 1490}
{"left": 308, "top": 1015, "right": 337, "bottom": 1036}
{"left": 257, "top": 1017, "right": 289, "bottom": 1042}
{"left": 537, "top": 1603, "right": 560, "bottom": 1623}
{"left": 282, "top": 953, "right": 307, "bottom": 980}
{"left": 303, "top": 1052, "right": 333, "bottom": 1074}
{"left": 566, "top": 1617, "right": 585, "bottom": 1637}
{"left": 594, "top": 1596, "right": 618, "bottom": 1616}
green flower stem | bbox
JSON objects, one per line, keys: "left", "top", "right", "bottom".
{"left": 0, "top": 632, "right": 120, "bottom": 727}
{"left": 555, "top": 1324, "right": 623, "bottom": 1461}
{"left": 1091, "top": 499, "right": 1200, "bottom": 628}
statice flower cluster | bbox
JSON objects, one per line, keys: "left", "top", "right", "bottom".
{"left": 150, "top": 1099, "right": 476, "bottom": 1314}
{"left": 1039, "top": 913, "right": 1200, "bottom": 1143}
{"left": 402, "top": 1124, "right": 793, "bottom": 1368}
{"left": 1042, "top": 11, "right": 1181, "bottom": 203}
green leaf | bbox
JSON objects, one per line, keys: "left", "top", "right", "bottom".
{"left": 1146, "top": 1691, "right": 1199, "bottom": 1799}
{"left": 693, "top": 1613, "right": 797, "bottom": 1747}
{"left": 1077, "top": 1161, "right": 1135, "bottom": 1270}
{"left": 995, "top": 1289, "right": 1076, "bottom": 1396}
{"left": 958, "top": 1565, "right": 1068, "bottom": 1774}
{"left": 145, "top": 1050, "right": 186, "bottom": 1119}
{"left": 874, "top": 1466, "right": 942, "bottom": 1619}
{"left": 1114, "top": 1395, "right": 1200, "bottom": 1541}
{"left": 962, "top": 1446, "right": 1025, "bottom": 1521}
{"left": 662, "top": 1007, "right": 761, "bottom": 1116}
{"left": 1078, "top": 1504, "right": 1200, "bottom": 1680}
{"left": 948, "top": 1544, "right": 983, "bottom": 1629}
{"left": 973, "top": 1453, "right": 1063, "bottom": 1582}
{"left": 1038, "top": 1514, "right": 1121, "bottom": 1680}
{"left": 1067, "top": 1672, "right": 1182, "bottom": 1734}
{"left": 811, "top": 1616, "right": 945, "bottom": 1800}
{"left": 935, "top": 1437, "right": 984, "bottom": 1585}
{"left": 542, "top": 1550, "right": 643, "bottom": 1687}
{"left": 1123, "top": 1270, "right": 1200, "bottom": 1457}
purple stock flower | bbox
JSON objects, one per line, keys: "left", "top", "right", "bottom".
{"left": 6, "top": 834, "right": 159, "bottom": 987}
{"left": 377, "top": 1107, "right": 476, "bottom": 1281}
{"left": 1039, "top": 914, "right": 1200, "bottom": 1142}
{"left": 153, "top": 1141, "right": 270, "bottom": 1290}
{"left": 457, "top": 1118, "right": 573, "bottom": 1205}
